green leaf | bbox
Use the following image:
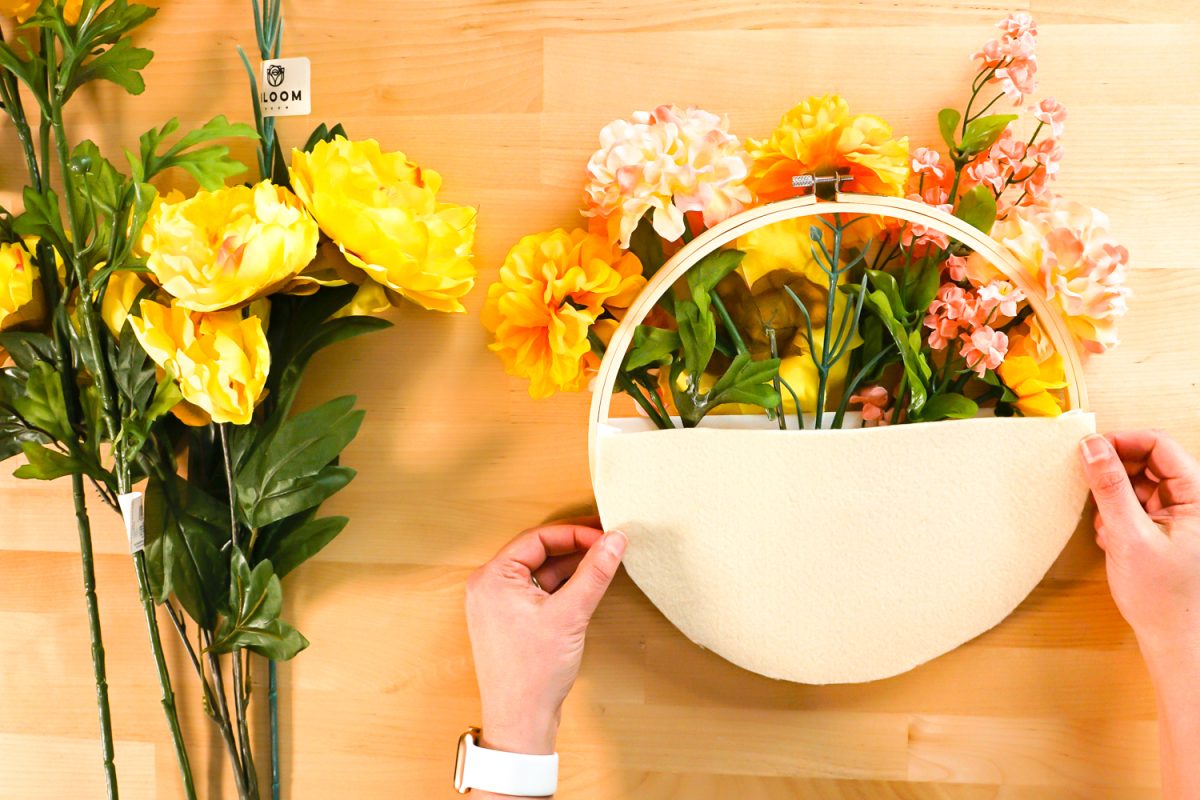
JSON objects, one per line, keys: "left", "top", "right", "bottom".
{"left": 954, "top": 185, "right": 998, "bottom": 235}
{"left": 687, "top": 249, "right": 744, "bottom": 314}
{"left": 917, "top": 393, "right": 979, "bottom": 421}
{"left": 65, "top": 37, "right": 153, "bottom": 100}
{"left": 960, "top": 114, "right": 1019, "bottom": 157}
{"left": 675, "top": 300, "right": 715, "bottom": 382}
{"left": 14, "top": 362, "right": 73, "bottom": 443}
{"left": 0, "top": 332, "right": 55, "bottom": 372}
{"left": 13, "top": 188, "right": 70, "bottom": 258}
{"left": 906, "top": 258, "right": 944, "bottom": 314}
{"left": 862, "top": 290, "right": 930, "bottom": 413}
{"left": 938, "top": 108, "right": 961, "bottom": 150}
{"left": 142, "top": 475, "right": 227, "bottom": 628}
{"left": 865, "top": 269, "right": 906, "bottom": 319}
{"left": 625, "top": 326, "right": 680, "bottom": 371}
{"left": 627, "top": 214, "right": 665, "bottom": 279}
{"left": 210, "top": 549, "right": 308, "bottom": 661}
{"left": 241, "top": 465, "right": 356, "bottom": 529}
{"left": 13, "top": 442, "right": 84, "bottom": 480}
{"left": 239, "top": 395, "right": 363, "bottom": 499}
{"left": 706, "top": 353, "right": 782, "bottom": 414}
{"left": 111, "top": 314, "right": 156, "bottom": 410}
{"left": 258, "top": 515, "right": 349, "bottom": 579}
{"left": 132, "top": 116, "right": 258, "bottom": 189}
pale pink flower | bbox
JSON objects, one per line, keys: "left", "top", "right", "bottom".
{"left": 911, "top": 147, "right": 946, "bottom": 181}
{"left": 1030, "top": 137, "right": 1063, "bottom": 177}
{"left": 924, "top": 313, "right": 960, "bottom": 350}
{"left": 960, "top": 326, "right": 1009, "bottom": 375}
{"left": 582, "top": 105, "right": 753, "bottom": 247}
{"left": 966, "top": 158, "right": 1006, "bottom": 194}
{"left": 998, "top": 12, "right": 1037, "bottom": 39}
{"left": 850, "top": 384, "right": 891, "bottom": 425}
{"left": 992, "top": 198, "right": 1131, "bottom": 352}
{"left": 1032, "top": 97, "right": 1067, "bottom": 137}
{"left": 945, "top": 255, "right": 969, "bottom": 282}
{"left": 994, "top": 57, "right": 1038, "bottom": 103}
{"left": 977, "top": 279, "right": 1026, "bottom": 318}
{"left": 989, "top": 129, "right": 1027, "bottom": 171}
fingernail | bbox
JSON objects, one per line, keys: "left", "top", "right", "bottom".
{"left": 604, "top": 530, "right": 627, "bottom": 557}
{"left": 1081, "top": 435, "right": 1109, "bottom": 464}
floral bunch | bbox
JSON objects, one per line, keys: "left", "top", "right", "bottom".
{"left": 483, "top": 13, "right": 1128, "bottom": 432}
{"left": 0, "top": 1, "right": 475, "bottom": 797}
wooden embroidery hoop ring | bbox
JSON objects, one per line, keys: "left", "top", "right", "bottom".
{"left": 588, "top": 191, "right": 1088, "bottom": 471}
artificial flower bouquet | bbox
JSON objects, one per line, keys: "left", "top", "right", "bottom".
{"left": 484, "top": 13, "right": 1128, "bottom": 429}
{"left": 0, "top": 0, "right": 474, "bottom": 796}
{"left": 484, "top": 13, "right": 1130, "bottom": 686}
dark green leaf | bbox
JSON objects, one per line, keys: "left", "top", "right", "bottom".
{"left": 142, "top": 474, "right": 226, "bottom": 627}
{"left": 241, "top": 465, "right": 356, "bottom": 529}
{"left": 65, "top": 37, "right": 153, "bottom": 99}
{"left": 259, "top": 515, "right": 349, "bottom": 579}
{"left": 907, "top": 258, "right": 943, "bottom": 314}
{"left": 627, "top": 214, "right": 665, "bottom": 279}
{"left": 13, "top": 188, "right": 70, "bottom": 258}
{"left": 14, "top": 362, "right": 72, "bottom": 442}
{"left": 269, "top": 314, "right": 391, "bottom": 421}
{"left": 210, "top": 549, "right": 308, "bottom": 661}
{"left": 865, "top": 269, "right": 906, "bottom": 319}
{"left": 0, "top": 332, "right": 55, "bottom": 371}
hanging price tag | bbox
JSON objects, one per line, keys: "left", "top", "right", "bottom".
{"left": 260, "top": 56, "right": 312, "bottom": 117}
{"left": 118, "top": 492, "right": 145, "bottom": 554}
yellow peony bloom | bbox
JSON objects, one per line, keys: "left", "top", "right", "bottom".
{"left": 0, "top": 239, "right": 42, "bottom": 332}
{"left": 482, "top": 229, "right": 644, "bottom": 399}
{"left": 997, "top": 320, "right": 1066, "bottom": 417}
{"left": 129, "top": 300, "right": 270, "bottom": 426}
{"left": 139, "top": 182, "right": 318, "bottom": 313}
{"left": 290, "top": 137, "right": 477, "bottom": 313}
{"left": 100, "top": 269, "right": 150, "bottom": 336}
{"left": 0, "top": 0, "right": 82, "bottom": 24}
{"left": 748, "top": 95, "right": 909, "bottom": 202}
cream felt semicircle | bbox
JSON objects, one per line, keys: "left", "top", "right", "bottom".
{"left": 588, "top": 193, "right": 1095, "bottom": 685}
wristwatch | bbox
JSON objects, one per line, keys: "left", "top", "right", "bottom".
{"left": 453, "top": 727, "right": 559, "bottom": 796}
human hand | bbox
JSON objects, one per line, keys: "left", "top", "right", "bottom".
{"left": 465, "top": 522, "right": 627, "bottom": 756}
{"left": 1079, "top": 431, "right": 1200, "bottom": 670}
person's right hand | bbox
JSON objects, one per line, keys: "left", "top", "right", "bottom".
{"left": 1078, "top": 431, "right": 1200, "bottom": 666}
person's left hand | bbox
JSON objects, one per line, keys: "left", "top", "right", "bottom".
{"left": 465, "top": 521, "right": 627, "bottom": 756}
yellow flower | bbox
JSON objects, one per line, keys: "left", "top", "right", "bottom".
{"left": 0, "top": 240, "right": 44, "bottom": 362}
{"left": 748, "top": 95, "right": 909, "bottom": 202}
{"left": 100, "top": 269, "right": 150, "bottom": 335}
{"left": 721, "top": 218, "right": 861, "bottom": 413}
{"left": 0, "top": 0, "right": 82, "bottom": 24}
{"left": 482, "top": 229, "right": 644, "bottom": 399}
{"left": 138, "top": 182, "right": 318, "bottom": 313}
{"left": 997, "top": 320, "right": 1066, "bottom": 417}
{"left": 129, "top": 300, "right": 270, "bottom": 425}
{"left": 290, "top": 137, "right": 477, "bottom": 313}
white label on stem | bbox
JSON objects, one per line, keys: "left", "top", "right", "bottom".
{"left": 260, "top": 57, "right": 311, "bottom": 117}
{"left": 118, "top": 492, "right": 145, "bottom": 554}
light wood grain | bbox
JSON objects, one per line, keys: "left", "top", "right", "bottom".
{"left": 0, "top": 1, "right": 1197, "bottom": 798}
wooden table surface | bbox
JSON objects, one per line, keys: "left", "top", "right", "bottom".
{"left": 1, "top": 1, "right": 1198, "bottom": 797}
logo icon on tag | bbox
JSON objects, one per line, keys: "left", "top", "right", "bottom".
{"left": 260, "top": 56, "right": 311, "bottom": 118}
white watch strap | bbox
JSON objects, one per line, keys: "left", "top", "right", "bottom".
{"left": 462, "top": 735, "right": 558, "bottom": 796}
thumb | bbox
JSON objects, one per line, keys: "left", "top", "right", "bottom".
{"left": 1079, "top": 434, "right": 1145, "bottom": 539}
{"left": 557, "top": 530, "right": 627, "bottom": 620}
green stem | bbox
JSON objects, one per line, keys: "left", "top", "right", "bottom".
{"left": 206, "top": 635, "right": 252, "bottom": 799}
{"left": 43, "top": 44, "right": 198, "bottom": 798}
{"left": 269, "top": 660, "right": 280, "bottom": 800}
{"left": 711, "top": 293, "right": 746, "bottom": 356}
{"left": 71, "top": 473, "right": 120, "bottom": 799}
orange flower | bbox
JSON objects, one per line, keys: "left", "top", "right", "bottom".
{"left": 747, "top": 95, "right": 909, "bottom": 202}
{"left": 997, "top": 320, "right": 1066, "bottom": 416}
{"left": 481, "top": 229, "right": 644, "bottom": 399}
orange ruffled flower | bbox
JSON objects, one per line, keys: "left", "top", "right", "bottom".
{"left": 482, "top": 229, "right": 644, "bottom": 399}
{"left": 747, "top": 95, "right": 909, "bottom": 202}
{"left": 997, "top": 320, "right": 1066, "bottom": 417}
